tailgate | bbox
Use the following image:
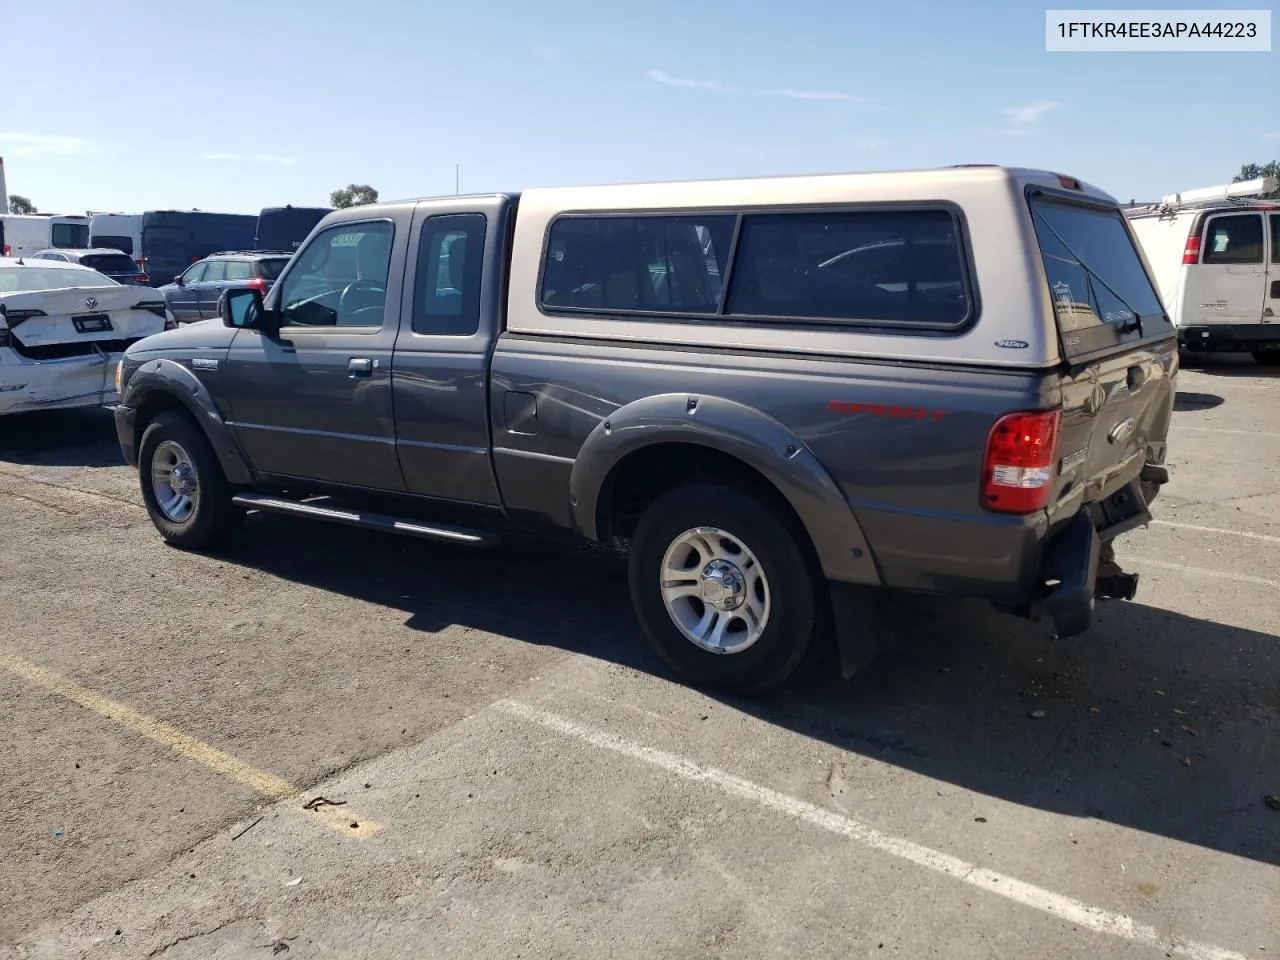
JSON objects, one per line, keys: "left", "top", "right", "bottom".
{"left": 1028, "top": 193, "right": 1178, "bottom": 510}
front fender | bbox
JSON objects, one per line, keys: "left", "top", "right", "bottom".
{"left": 569, "top": 393, "right": 881, "bottom": 586}
{"left": 121, "top": 357, "right": 252, "bottom": 486}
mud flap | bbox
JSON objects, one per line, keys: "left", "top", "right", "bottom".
{"left": 1040, "top": 510, "right": 1100, "bottom": 639}
{"left": 828, "top": 582, "right": 893, "bottom": 679}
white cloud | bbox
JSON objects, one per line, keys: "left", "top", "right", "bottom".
{"left": 533, "top": 43, "right": 559, "bottom": 60}
{"left": 1001, "top": 100, "right": 1064, "bottom": 124}
{"left": 779, "top": 88, "right": 852, "bottom": 101}
{"left": 648, "top": 69, "right": 739, "bottom": 94}
{"left": 0, "top": 132, "right": 101, "bottom": 158}
{"left": 202, "top": 153, "right": 297, "bottom": 166}
{"left": 1263, "top": 131, "right": 1280, "bottom": 140}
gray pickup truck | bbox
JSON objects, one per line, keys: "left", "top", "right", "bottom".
{"left": 114, "top": 166, "right": 1177, "bottom": 692}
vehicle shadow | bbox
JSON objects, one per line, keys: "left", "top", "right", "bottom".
{"left": 1173, "top": 391, "right": 1225, "bottom": 411}
{"left": 0, "top": 408, "right": 123, "bottom": 468}
{"left": 214, "top": 512, "right": 1280, "bottom": 868}
{"left": 1179, "top": 352, "right": 1280, "bottom": 377}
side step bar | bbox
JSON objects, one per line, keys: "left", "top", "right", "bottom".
{"left": 231, "top": 493, "right": 499, "bottom": 548}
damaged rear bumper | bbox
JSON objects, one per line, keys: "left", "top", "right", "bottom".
{"left": 0, "top": 351, "right": 121, "bottom": 416}
{"left": 1035, "top": 477, "right": 1151, "bottom": 638}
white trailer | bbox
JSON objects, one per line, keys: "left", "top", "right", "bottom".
{"left": 0, "top": 214, "right": 91, "bottom": 257}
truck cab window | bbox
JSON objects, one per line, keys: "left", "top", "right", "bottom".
{"left": 413, "top": 214, "right": 486, "bottom": 336}
{"left": 279, "top": 221, "right": 394, "bottom": 327}
{"left": 1202, "top": 214, "right": 1264, "bottom": 265}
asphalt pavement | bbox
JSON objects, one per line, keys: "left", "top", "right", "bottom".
{"left": 0, "top": 354, "right": 1276, "bottom": 960}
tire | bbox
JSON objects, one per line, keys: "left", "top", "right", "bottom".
{"left": 137, "top": 410, "right": 242, "bottom": 549}
{"left": 628, "top": 482, "right": 819, "bottom": 693}
{"left": 1252, "top": 350, "right": 1280, "bottom": 367}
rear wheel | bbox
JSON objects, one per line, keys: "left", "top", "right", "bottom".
{"left": 628, "top": 482, "right": 818, "bottom": 693}
{"left": 138, "top": 411, "right": 242, "bottom": 549}
{"left": 1252, "top": 350, "right": 1280, "bottom": 367}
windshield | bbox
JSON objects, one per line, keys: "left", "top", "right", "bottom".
{"left": 258, "top": 257, "right": 290, "bottom": 280}
{"left": 52, "top": 223, "right": 90, "bottom": 248}
{"left": 0, "top": 266, "right": 116, "bottom": 293}
{"left": 81, "top": 253, "right": 138, "bottom": 274}
{"left": 1028, "top": 195, "right": 1172, "bottom": 360}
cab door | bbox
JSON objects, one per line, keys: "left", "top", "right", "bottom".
{"left": 389, "top": 198, "right": 509, "bottom": 505}
{"left": 223, "top": 214, "right": 410, "bottom": 491}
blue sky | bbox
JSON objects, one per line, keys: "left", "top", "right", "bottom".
{"left": 1, "top": 0, "right": 1275, "bottom": 215}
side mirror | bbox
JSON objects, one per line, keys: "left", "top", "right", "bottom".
{"left": 221, "top": 287, "right": 266, "bottom": 330}
{"left": 174, "top": 275, "right": 185, "bottom": 286}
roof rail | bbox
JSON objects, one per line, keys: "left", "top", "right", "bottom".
{"left": 1156, "top": 176, "right": 1278, "bottom": 211}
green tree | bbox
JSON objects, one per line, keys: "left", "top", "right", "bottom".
{"left": 329, "top": 184, "right": 379, "bottom": 208}
{"left": 8, "top": 195, "right": 37, "bottom": 214}
{"left": 1232, "top": 162, "right": 1280, "bottom": 198}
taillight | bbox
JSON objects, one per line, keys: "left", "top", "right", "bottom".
{"left": 981, "top": 410, "right": 1061, "bottom": 514}
{"left": 135, "top": 258, "right": 144, "bottom": 269}
{"left": 1182, "top": 234, "right": 1201, "bottom": 265}
{"left": 134, "top": 273, "right": 150, "bottom": 284}
{"left": 247, "top": 277, "right": 268, "bottom": 295}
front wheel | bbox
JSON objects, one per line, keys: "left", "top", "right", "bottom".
{"left": 138, "top": 411, "right": 242, "bottom": 549}
{"left": 628, "top": 482, "right": 818, "bottom": 693}
{"left": 1252, "top": 350, "right": 1280, "bottom": 368}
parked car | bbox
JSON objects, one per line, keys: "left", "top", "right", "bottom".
{"left": 29, "top": 248, "right": 150, "bottom": 285}
{"left": 114, "top": 166, "right": 1177, "bottom": 693}
{"left": 0, "top": 257, "right": 172, "bottom": 416}
{"left": 1125, "top": 176, "right": 1280, "bottom": 365}
{"left": 157, "top": 251, "right": 292, "bottom": 323}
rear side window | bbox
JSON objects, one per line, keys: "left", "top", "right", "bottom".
{"left": 91, "top": 235, "right": 134, "bottom": 255}
{"left": 1272, "top": 215, "right": 1280, "bottom": 263}
{"left": 81, "top": 253, "right": 137, "bottom": 274}
{"left": 203, "top": 260, "right": 228, "bottom": 282}
{"left": 1202, "top": 213, "right": 1264, "bottom": 265}
{"left": 727, "top": 209, "right": 969, "bottom": 326}
{"left": 257, "top": 258, "right": 289, "bottom": 280}
{"left": 51, "top": 223, "right": 89, "bottom": 248}
{"left": 224, "top": 260, "right": 253, "bottom": 280}
{"left": 413, "top": 213, "right": 486, "bottom": 336}
{"left": 541, "top": 215, "right": 734, "bottom": 314}
{"left": 1029, "top": 195, "right": 1171, "bottom": 359}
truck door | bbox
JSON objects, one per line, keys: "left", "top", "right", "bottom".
{"left": 389, "top": 198, "right": 509, "bottom": 506}
{"left": 224, "top": 215, "right": 408, "bottom": 491}
{"left": 1266, "top": 214, "right": 1280, "bottom": 327}
{"left": 1184, "top": 211, "right": 1267, "bottom": 324}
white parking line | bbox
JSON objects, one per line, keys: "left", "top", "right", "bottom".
{"left": 1150, "top": 520, "right": 1280, "bottom": 544}
{"left": 496, "top": 699, "right": 1251, "bottom": 960}
{"left": 1172, "top": 425, "right": 1280, "bottom": 439}
{"left": 1127, "top": 556, "right": 1280, "bottom": 589}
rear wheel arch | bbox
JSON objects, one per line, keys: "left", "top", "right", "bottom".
{"left": 569, "top": 394, "right": 881, "bottom": 587}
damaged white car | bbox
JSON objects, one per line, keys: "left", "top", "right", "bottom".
{"left": 0, "top": 257, "right": 174, "bottom": 416}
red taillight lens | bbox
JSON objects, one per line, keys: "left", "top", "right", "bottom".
{"left": 247, "top": 277, "right": 268, "bottom": 295}
{"left": 982, "top": 410, "right": 1061, "bottom": 514}
{"left": 134, "top": 273, "right": 150, "bottom": 284}
{"left": 1182, "top": 234, "right": 1201, "bottom": 265}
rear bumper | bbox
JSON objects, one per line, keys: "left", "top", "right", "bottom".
{"left": 1179, "top": 324, "right": 1280, "bottom": 352}
{"left": 115, "top": 402, "right": 139, "bottom": 467}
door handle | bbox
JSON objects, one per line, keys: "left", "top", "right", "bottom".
{"left": 348, "top": 357, "right": 374, "bottom": 377}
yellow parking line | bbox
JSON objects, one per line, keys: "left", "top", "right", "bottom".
{"left": 0, "top": 648, "right": 380, "bottom": 837}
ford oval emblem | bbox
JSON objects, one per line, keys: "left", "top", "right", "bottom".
{"left": 1108, "top": 417, "right": 1137, "bottom": 445}
{"left": 995, "top": 339, "right": 1029, "bottom": 349}
{"left": 84, "top": 296, "right": 98, "bottom": 310}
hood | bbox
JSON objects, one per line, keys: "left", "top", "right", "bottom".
{"left": 0, "top": 284, "right": 160, "bottom": 319}
{"left": 126, "top": 318, "right": 238, "bottom": 355}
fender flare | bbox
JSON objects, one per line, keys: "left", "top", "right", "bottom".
{"left": 569, "top": 393, "right": 881, "bottom": 586}
{"left": 121, "top": 358, "right": 252, "bottom": 485}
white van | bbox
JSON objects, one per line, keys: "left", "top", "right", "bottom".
{"left": 1125, "top": 177, "right": 1280, "bottom": 366}
{"left": 0, "top": 214, "right": 91, "bottom": 258}
{"left": 88, "top": 212, "right": 144, "bottom": 267}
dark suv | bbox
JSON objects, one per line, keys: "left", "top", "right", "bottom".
{"left": 157, "top": 251, "right": 292, "bottom": 324}
{"left": 30, "top": 248, "right": 147, "bottom": 285}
